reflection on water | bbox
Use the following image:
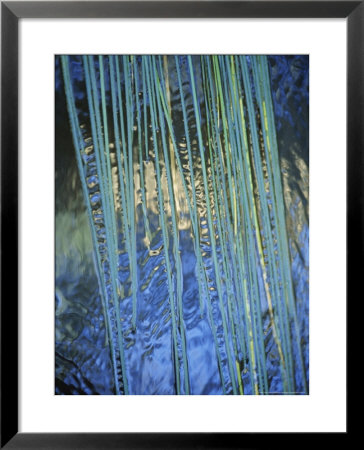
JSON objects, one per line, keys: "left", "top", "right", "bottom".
{"left": 56, "top": 55, "right": 309, "bottom": 395}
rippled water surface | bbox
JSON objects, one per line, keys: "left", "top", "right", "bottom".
{"left": 56, "top": 55, "right": 309, "bottom": 395}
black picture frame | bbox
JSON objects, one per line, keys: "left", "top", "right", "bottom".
{"left": 1, "top": 1, "right": 355, "bottom": 448}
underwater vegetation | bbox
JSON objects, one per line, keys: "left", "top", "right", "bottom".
{"left": 56, "top": 54, "right": 309, "bottom": 395}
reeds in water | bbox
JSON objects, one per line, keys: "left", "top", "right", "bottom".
{"left": 60, "top": 54, "right": 308, "bottom": 395}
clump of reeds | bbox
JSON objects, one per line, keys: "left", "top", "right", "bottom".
{"left": 61, "top": 54, "right": 308, "bottom": 395}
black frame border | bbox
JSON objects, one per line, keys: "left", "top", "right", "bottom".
{"left": 1, "top": 1, "right": 356, "bottom": 448}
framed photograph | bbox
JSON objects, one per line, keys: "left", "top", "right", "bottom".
{"left": 1, "top": 1, "right": 353, "bottom": 448}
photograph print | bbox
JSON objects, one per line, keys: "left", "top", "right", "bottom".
{"left": 55, "top": 54, "right": 309, "bottom": 395}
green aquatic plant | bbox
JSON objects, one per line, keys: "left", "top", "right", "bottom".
{"left": 61, "top": 54, "right": 308, "bottom": 395}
